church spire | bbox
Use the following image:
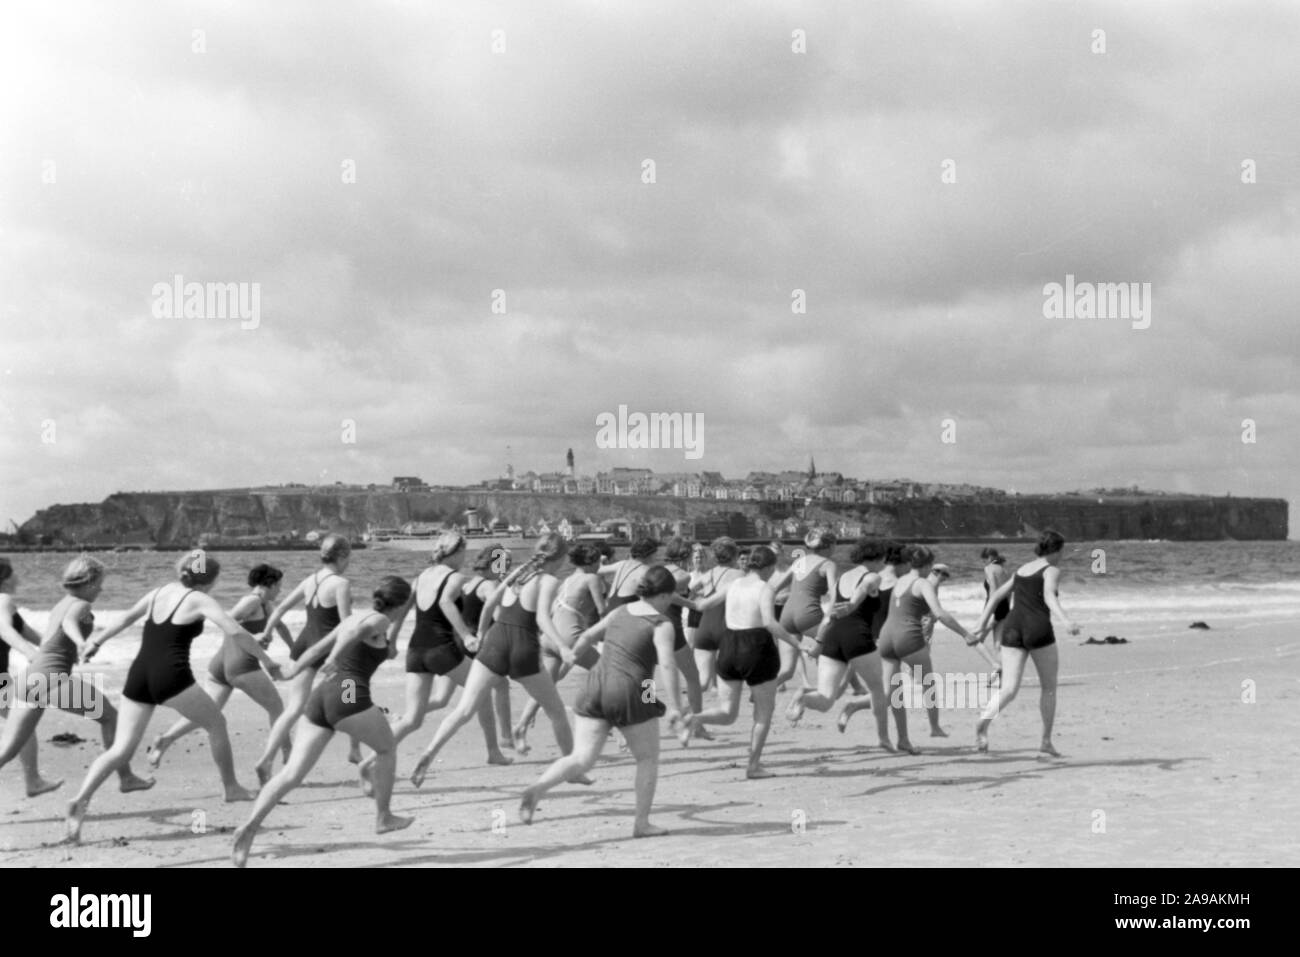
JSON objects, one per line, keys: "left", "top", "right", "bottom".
{"left": 808, "top": 454, "right": 816, "bottom": 479}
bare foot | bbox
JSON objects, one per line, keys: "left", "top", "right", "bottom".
{"left": 486, "top": 752, "right": 513, "bottom": 766}
{"left": 376, "top": 813, "right": 414, "bottom": 834}
{"left": 119, "top": 774, "right": 155, "bottom": 793}
{"left": 633, "top": 822, "right": 668, "bottom": 838}
{"left": 65, "top": 799, "right": 87, "bottom": 844}
{"left": 26, "top": 777, "right": 64, "bottom": 797}
{"left": 1038, "top": 742, "right": 1062, "bottom": 760}
{"left": 976, "top": 724, "right": 989, "bottom": 753}
{"left": 896, "top": 741, "right": 921, "bottom": 755}
{"left": 511, "top": 726, "right": 531, "bottom": 755}
{"left": 359, "top": 763, "right": 374, "bottom": 798}
{"left": 694, "top": 725, "right": 714, "bottom": 741}
{"left": 498, "top": 737, "right": 515, "bottom": 752}
{"left": 411, "top": 753, "right": 433, "bottom": 789}
{"left": 255, "top": 763, "right": 272, "bottom": 787}
{"left": 785, "top": 690, "right": 806, "bottom": 725}
{"left": 347, "top": 745, "right": 363, "bottom": 764}
{"left": 746, "top": 765, "right": 774, "bottom": 779}
{"left": 930, "top": 726, "right": 948, "bottom": 738}
{"left": 678, "top": 717, "right": 695, "bottom": 748}
{"left": 877, "top": 738, "right": 897, "bottom": 753}
{"left": 224, "top": 785, "right": 257, "bottom": 802}
{"left": 567, "top": 773, "right": 595, "bottom": 786}
{"left": 231, "top": 825, "right": 255, "bottom": 868}
{"left": 836, "top": 709, "right": 853, "bottom": 733}
{"left": 519, "top": 790, "right": 538, "bottom": 825}
{"left": 146, "top": 734, "right": 167, "bottom": 770}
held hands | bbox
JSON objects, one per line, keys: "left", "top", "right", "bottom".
{"left": 318, "top": 660, "right": 339, "bottom": 681}
{"left": 559, "top": 645, "right": 576, "bottom": 668}
{"left": 81, "top": 640, "right": 100, "bottom": 663}
{"left": 463, "top": 632, "right": 482, "bottom": 655}
{"left": 266, "top": 662, "right": 285, "bottom": 682}
{"left": 257, "top": 633, "right": 273, "bottom": 649}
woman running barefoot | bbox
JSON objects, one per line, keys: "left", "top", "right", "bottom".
{"left": 359, "top": 533, "right": 509, "bottom": 793}
{"left": 410, "top": 533, "right": 581, "bottom": 788}
{"left": 232, "top": 577, "right": 416, "bottom": 867}
{"left": 253, "top": 535, "right": 357, "bottom": 782}
{"left": 768, "top": 529, "right": 838, "bottom": 691}
{"left": 975, "top": 530, "right": 1079, "bottom": 758}
{"left": 67, "top": 551, "right": 269, "bottom": 843}
{"left": 1, "top": 556, "right": 152, "bottom": 798}
{"left": 519, "top": 566, "right": 682, "bottom": 837}
{"left": 873, "top": 546, "right": 981, "bottom": 754}
{"left": 838, "top": 541, "right": 906, "bottom": 731}
{"left": 980, "top": 548, "right": 1012, "bottom": 679}
{"left": 513, "top": 543, "right": 606, "bottom": 749}
{"left": 598, "top": 537, "right": 659, "bottom": 612}
{"left": 146, "top": 564, "right": 290, "bottom": 769}
{"left": 658, "top": 537, "right": 705, "bottom": 724}
{"left": 0, "top": 558, "right": 63, "bottom": 796}
{"left": 691, "top": 537, "right": 743, "bottom": 697}
{"left": 786, "top": 539, "right": 893, "bottom": 749}
{"left": 460, "top": 547, "right": 515, "bottom": 753}
{"left": 682, "top": 546, "right": 800, "bottom": 778}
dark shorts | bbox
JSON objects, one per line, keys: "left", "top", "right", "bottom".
{"left": 574, "top": 668, "right": 664, "bottom": 728}
{"left": 821, "top": 618, "right": 876, "bottom": 663}
{"left": 717, "top": 627, "right": 780, "bottom": 686}
{"left": 686, "top": 608, "right": 703, "bottom": 628}
{"left": 993, "top": 599, "right": 1011, "bottom": 623}
{"left": 1002, "top": 621, "right": 1056, "bottom": 651}
{"left": 305, "top": 678, "right": 374, "bottom": 729}
{"left": 406, "top": 642, "right": 465, "bottom": 676}
{"left": 123, "top": 660, "right": 196, "bottom": 706}
{"left": 477, "top": 622, "right": 543, "bottom": 679}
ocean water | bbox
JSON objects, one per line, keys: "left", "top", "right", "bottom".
{"left": 4, "top": 541, "right": 1299, "bottom": 667}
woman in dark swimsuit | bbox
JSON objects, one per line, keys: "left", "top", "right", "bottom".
{"left": 519, "top": 566, "right": 682, "bottom": 837}
{"left": 146, "top": 564, "right": 290, "bottom": 769}
{"left": 691, "top": 537, "right": 742, "bottom": 694}
{"left": 975, "top": 530, "right": 1079, "bottom": 757}
{"left": 253, "top": 534, "right": 356, "bottom": 782}
{"left": 837, "top": 541, "right": 906, "bottom": 731}
{"left": 410, "top": 534, "right": 581, "bottom": 788}
{"left": 786, "top": 538, "right": 893, "bottom": 750}
{"left": 513, "top": 542, "right": 605, "bottom": 752}
{"left": 460, "top": 546, "right": 515, "bottom": 753}
{"left": 598, "top": 538, "right": 659, "bottom": 612}
{"left": 232, "top": 577, "right": 416, "bottom": 867}
{"left": 0, "top": 557, "right": 75, "bottom": 796}
{"left": 68, "top": 551, "right": 275, "bottom": 843}
{"left": 360, "top": 533, "right": 509, "bottom": 792}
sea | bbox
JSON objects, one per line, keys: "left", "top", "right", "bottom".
{"left": 4, "top": 540, "right": 1299, "bottom": 667}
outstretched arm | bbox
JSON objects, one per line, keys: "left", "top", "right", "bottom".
{"left": 975, "top": 576, "right": 1016, "bottom": 634}
{"left": 919, "top": 580, "right": 977, "bottom": 644}
{"left": 84, "top": 593, "right": 151, "bottom": 659}
{"left": 196, "top": 592, "right": 281, "bottom": 675}
{"left": 262, "top": 578, "right": 309, "bottom": 649}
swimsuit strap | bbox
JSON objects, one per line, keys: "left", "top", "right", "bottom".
{"left": 308, "top": 570, "right": 339, "bottom": 607}
{"left": 163, "top": 588, "right": 196, "bottom": 622}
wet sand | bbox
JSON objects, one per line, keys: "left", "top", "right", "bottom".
{"left": 3, "top": 616, "right": 1298, "bottom": 867}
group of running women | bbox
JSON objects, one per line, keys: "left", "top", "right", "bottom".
{"left": 0, "top": 527, "right": 1079, "bottom": 864}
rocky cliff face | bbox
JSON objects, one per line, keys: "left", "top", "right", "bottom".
{"left": 18, "top": 489, "right": 1289, "bottom": 545}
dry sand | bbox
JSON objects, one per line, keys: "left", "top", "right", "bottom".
{"left": 3, "top": 616, "right": 1298, "bottom": 867}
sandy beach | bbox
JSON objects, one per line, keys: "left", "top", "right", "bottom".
{"left": 3, "top": 614, "right": 1298, "bottom": 868}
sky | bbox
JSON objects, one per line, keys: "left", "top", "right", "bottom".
{"left": 1, "top": 0, "right": 1297, "bottom": 532}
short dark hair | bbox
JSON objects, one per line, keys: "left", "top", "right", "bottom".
{"left": 248, "top": 564, "right": 283, "bottom": 588}
{"left": 1035, "top": 530, "right": 1066, "bottom": 557}
{"left": 849, "top": 538, "right": 884, "bottom": 564}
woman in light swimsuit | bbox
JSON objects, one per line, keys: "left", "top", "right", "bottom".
{"left": 767, "top": 528, "right": 838, "bottom": 690}
{"left": 598, "top": 538, "right": 659, "bottom": 612}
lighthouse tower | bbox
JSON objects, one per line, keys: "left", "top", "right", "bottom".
{"left": 566, "top": 447, "right": 575, "bottom": 478}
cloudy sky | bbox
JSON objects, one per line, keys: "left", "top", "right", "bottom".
{"left": 1, "top": 0, "right": 1296, "bottom": 530}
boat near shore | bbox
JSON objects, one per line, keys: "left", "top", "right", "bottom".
{"left": 363, "top": 521, "right": 533, "bottom": 552}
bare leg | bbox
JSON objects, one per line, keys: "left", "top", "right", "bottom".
{"left": 746, "top": 680, "right": 778, "bottom": 778}
{"left": 515, "top": 653, "right": 565, "bottom": 749}
{"left": 519, "top": 715, "right": 608, "bottom": 824}
{"left": 65, "top": 698, "right": 154, "bottom": 843}
{"left": 682, "top": 679, "right": 742, "bottom": 744}
{"left": 410, "top": 660, "right": 495, "bottom": 787}
{"left": 976, "top": 646, "right": 1029, "bottom": 752}
{"left": 254, "top": 668, "right": 313, "bottom": 783}
{"left": 492, "top": 678, "right": 513, "bottom": 750}
{"left": 336, "top": 707, "right": 414, "bottom": 832}
{"left": 1030, "top": 644, "right": 1060, "bottom": 757}
{"left": 623, "top": 719, "right": 665, "bottom": 836}
{"left": 161, "top": 683, "right": 254, "bottom": 801}
{"left": 674, "top": 644, "right": 704, "bottom": 716}
{"left": 788, "top": 655, "right": 847, "bottom": 720}
{"left": 0, "top": 702, "right": 62, "bottom": 794}
{"left": 148, "top": 677, "right": 231, "bottom": 768}
{"left": 913, "top": 649, "right": 947, "bottom": 737}
{"left": 232, "top": 720, "right": 334, "bottom": 867}
{"left": 53, "top": 677, "right": 152, "bottom": 789}
{"left": 881, "top": 657, "right": 918, "bottom": 753}
{"left": 516, "top": 670, "right": 575, "bottom": 758}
